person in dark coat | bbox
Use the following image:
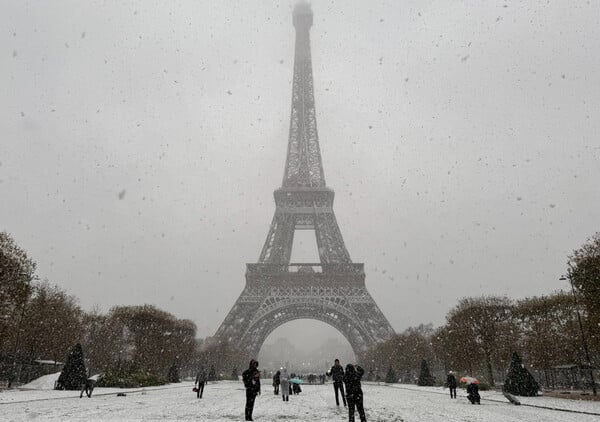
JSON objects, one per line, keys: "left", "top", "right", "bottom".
{"left": 467, "top": 382, "right": 481, "bottom": 404}
{"left": 273, "top": 370, "right": 280, "bottom": 395}
{"left": 327, "top": 358, "right": 347, "bottom": 406}
{"left": 446, "top": 371, "right": 457, "bottom": 399}
{"left": 343, "top": 364, "right": 366, "bottom": 422}
{"left": 195, "top": 368, "right": 207, "bottom": 398}
{"left": 292, "top": 381, "right": 302, "bottom": 394}
{"left": 242, "top": 359, "right": 261, "bottom": 421}
{"left": 289, "top": 373, "right": 302, "bottom": 394}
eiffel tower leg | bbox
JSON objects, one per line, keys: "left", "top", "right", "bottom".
{"left": 314, "top": 212, "right": 351, "bottom": 264}
{"left": 213, "top": 286, "right": 264, "bottom": 347}
{"left": 258, "top": 214, "right": 295, "bottom": 264}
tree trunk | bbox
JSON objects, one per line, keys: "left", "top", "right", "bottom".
{"left": 485, "top": 352, "right": 495, "bottom": 386}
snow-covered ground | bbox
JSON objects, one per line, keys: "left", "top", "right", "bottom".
{"left": 1, "top": 375, "right": 599, "bottom": 421}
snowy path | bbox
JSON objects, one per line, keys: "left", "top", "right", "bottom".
{"left": 1, "top": 381, "right": 599, "bottom": 421}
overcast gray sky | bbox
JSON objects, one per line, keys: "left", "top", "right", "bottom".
{"left": 2, "top": 1, "right": 599, "bottom": 354}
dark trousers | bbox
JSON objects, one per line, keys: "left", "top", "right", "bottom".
{"left": 347, "top": 393, "right": 366, "bottom": 422}
{"left": 449, "top": 386, "right": 456, "bottom": 398}
{"left": 245, "top": 390, "right": 257, "bottom": 420}
{"left": 80, "top": 380, "right": 95, "bottom": 398}
{"left": 274, "top": 383, "right": 279, "bottom": 394}
{"left": 196, "top": 382, "right": 205, "bottom": 398}
{"left": 80, "top": 385, "right": 93, "bottom": 398}
{"left": 334, "top": 381, "right": 346, "bottom": 406}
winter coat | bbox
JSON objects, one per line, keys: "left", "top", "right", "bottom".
{"left": 329, "top": 363, "right": 345, "bottom": 383}
{"left": 467, "top": 383, "right": 480, "bottom": 399}
{"left": 242, "top": 367, "right": 261, "bottom": 395}
{"left": 279, "top": 368, "right": 290, "bottom": 389}
{"left": 446, "top": 373, "right": 457, "bottom": 388}
{"left": 273, "top": 370, "right": 280, "bottom": 386}
{"left": 343, "top": 364, "right": 364, "bottom": 397}
{"left": 196, "top": 371, "right": 207, "bottom": 385}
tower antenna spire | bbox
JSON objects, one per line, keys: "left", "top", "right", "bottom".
{"left": 283, "top": 1, "right": 324, "bottom": 188}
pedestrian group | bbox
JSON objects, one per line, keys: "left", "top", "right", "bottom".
{"left": 190, "top": 360, "right": 483, "bottom": 421}
{"left": 240, "top": 357, "right": 367, "bottom": 422}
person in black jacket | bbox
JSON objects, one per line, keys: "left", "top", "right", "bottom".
{"left": 327, "top": 359, "right": 347, "bottom": 406}
{"left": 446, "top": 371, "right": 457, "bottom": 399}
{"left": 195, "top": 368, "right": 207, "bottom": 398}
{"left": 273, "top": 370, "right": 280, "bottom": 395}
{"left": 242, "top": 359, "right": 261, "bottom": 421}
{"left": 343, "top": 364, "right": 366, "bottom": 422}
{"left": 467, "top": 382, "right": 481, "bottom": 404}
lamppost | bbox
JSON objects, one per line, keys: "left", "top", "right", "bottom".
{"left": 560, "top": 272, "right": 597, "bottom": 396}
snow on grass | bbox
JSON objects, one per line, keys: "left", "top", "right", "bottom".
{"left": 1, "top": 380, "right": 598, "bottom": 421}
{"left": 21, "top": 372, "right": 60, "bottom": 390}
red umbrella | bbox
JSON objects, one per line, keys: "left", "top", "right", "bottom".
{"left": 459, "top": 376, "right": 480, "bottom": 385}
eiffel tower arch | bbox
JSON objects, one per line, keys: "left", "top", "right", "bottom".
{"left": 214, "top": 2, "right": 395, "bottom": 360}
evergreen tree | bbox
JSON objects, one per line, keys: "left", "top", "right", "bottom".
{"left": 504, "top": 352, "right": 539, "bottom": 396}
{"left": 231, "top": 366, "right": 239, "bottom": 380}
{"left": 417, "top": 359, "right": 435, "bottom": 386}
{"left": 167, "top": 363, "right": 180, "bottom": 383}
{"left": 208, "top": 365, "right": 217, "bottom": 381}
{"left": 56, "top": 343, "right": 87, "bottom": 390}
{"left": 385, "top": 366, "right": 398, "bottom": 383}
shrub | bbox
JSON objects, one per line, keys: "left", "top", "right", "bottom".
{"left": 417, "top": 359, "right": 435, "bottom": 386}
{"left": 97, "top": 368, "right": 166, "bottom": 388}
{"left": 167, "top": 364, "right": 180, "bottom": 383}
{"left": 504, "top": 352, "right": 539, "bottom": 396}
{"left": 478, "top": 382, "right": 490, "bottom": 391}
{"left": 385, "top": 366, "right": 398, "bottom": 383}
{"left": 55, "top": 343, "right": 87, "bottom": 390}
{"left": 208, "top": 365, "right": 217, "bottom": 381}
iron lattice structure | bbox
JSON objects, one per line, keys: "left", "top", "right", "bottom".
{"left": 214, "top": 3, "right": 395, "bottom": 359}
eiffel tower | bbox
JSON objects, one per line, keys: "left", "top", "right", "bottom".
{"left": 214, "top": 2, "right": 395, "bottom": 359}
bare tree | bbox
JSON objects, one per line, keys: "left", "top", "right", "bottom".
{"left": 0, "top": 232, "right": 36, "bottom": 356}
{"left": 568, "top": 233, "right": 600, "bottom": 363}
{"left": 442, "top": 296, "right": 516, "bottom": 386}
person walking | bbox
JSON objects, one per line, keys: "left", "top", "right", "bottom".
{"left": 343, "top": 364, "right": 366, "bottom": 422}
{"left": 280, "top": 367, "right": 290, "bottom": 402}
{"left": 79, "top": 377, "right": 96, "bottom": 398}
{"left": 327, "top": 359, "right": 347, "bottom": 406}
{"left": 273, "top": 370, "right": 281, "bottom": 395}
{"left": 242, "top": 359, "right": 261, "bottom": 421}
{"left": 446, "top": 371, "right": 457, "bottom": 399}
{"left": 195, "top": 368, "right": 207, "bottom": 399}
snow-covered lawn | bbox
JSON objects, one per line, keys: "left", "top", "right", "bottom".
{"left": 1, "top": 376, "right": 599, "bottom": 421}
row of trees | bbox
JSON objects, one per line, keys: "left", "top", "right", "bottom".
{"left": 3, "top": 230, "right": 598, "bottom": 388}
{"left": 360, "top": 233, "right": 600, "bottom": 388}
{"left": 360, "top": 292, "right": 593, "bottom": 387}
{"left": 81, "top": 304, "right": 197, "bottom": 381}
{"left": 0, "top": 231, "right": 214, "bottom": 386}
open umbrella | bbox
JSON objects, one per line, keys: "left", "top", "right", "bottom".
{"left": 459, "top": 376, "right": 479, "bottom": 385}
{"left": 290, "top": 377, "right": 303, "bottom": 384}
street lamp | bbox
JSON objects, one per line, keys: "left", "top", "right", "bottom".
{"left": 560, "top": 272, "right": 597, "bottom": 396}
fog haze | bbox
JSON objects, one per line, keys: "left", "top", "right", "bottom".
{"left": 2, "top": 1, "right": 599, "bottom": 353}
